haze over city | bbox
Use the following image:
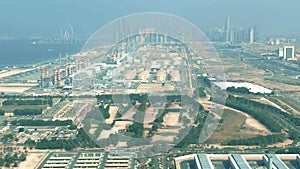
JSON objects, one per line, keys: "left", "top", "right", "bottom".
{"left": 1, "top": 0, "right": 300, "bottom": 38}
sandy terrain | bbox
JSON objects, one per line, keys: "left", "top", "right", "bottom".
{"left": 0, "top": 87, "right": 32, "bottom": 93}
{"left": 209, "top": 143, "right": 260, "bottom": 150}
{"left": 0, "top": 83, "right": 38, "bottom": 87}
{"left": 267, "top": 139, "right": 293, "bottom": 148}
{"left": 121, "top": 106, "right": 137, "bottom": 121}
{"left": 113, "top": 121, "right": 133, "bottom": 132}
{"left": 151, "top": 134, "right": 175, "bottom": 142}
{"left": 97, "top": 121, "right": 133, "bottom": 140}
{"left": 162, "top": 113, "right": 180, "bottom": 126}
{"left": 18, "top": 153, "right": 47, "bottom": 169}
{"left": 244, "top": 118, "right": 267, "bottom": 133}
{"left": 143, "top": 107, "right": 156, "bottom": 128}
{"left": 136, "top": 84, "right": 174, "bottom": 93}
{"left": 105, "top": 105, "right": 118, "bottom": 124}
{"left": 208, "top": 139, "right": 293, "bottom": 150}
{"left": 97, "top": 129, "right": 115, "bottom": 140}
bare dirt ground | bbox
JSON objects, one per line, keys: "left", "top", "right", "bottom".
{"left": 97, "top": 129, "right": 115, "bottom": 140}
{"left": 18, "top": 153, "right": 47, "bottom": 169}
{"left": 0, "top": 87, "right": 33, "bottom": 93}
{"left": 143, "top": 107, "right": 156, "bottom": 129}
{"left": 199, "top": 98, "right": 271, "bottom": 134}
{"left": 151, "top": 134, "right": 175, "bottom": 142}
{"left": 121, "top": 106, "right": 137, "bottom": 121}
{"left": 267, "top": 139, "right": 293, "bottom": 148}
{"left": 97, "top": 121, "right": 133, "bottom": 140}
{"left": 162, "top": 112, "right": 180, "bottom": 126}
{"left": 208, "top": 139, "right": 293, "bottom": 150}
{"left": 136, "top": 84, "right": 174, "bottom": 93}
{"left": 105, "top": 105, "right": 118, "bottom": 124}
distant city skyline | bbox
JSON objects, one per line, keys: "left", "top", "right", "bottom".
{"left": 1, "top": 0, "right": 300, "bottom": 38}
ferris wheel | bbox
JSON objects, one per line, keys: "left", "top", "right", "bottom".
{"left": 60, "top": 23, "right": 74, "bottom": 41}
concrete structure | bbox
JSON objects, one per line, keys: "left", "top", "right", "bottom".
{"left": 105, "top": 154, "right": 134, "bottom": 169}
{"left": 73, "top": 153, "right": 103, "bottom": 169}
{"left": 284, "top": 46, "right": 296, "bottom": 60}
{"left": 225, "top": 17, "right": 231, "bottom": 42}
{"left": 297, "top": 155, "right": 300, "bottom": 168}
{"left": 195, "top": 154, "right": 214, "bottom": 169}
{"left": 263, "top": 154, "right": 289, "bottom": 169}
{"left": 229, "top": 154, "right": 251, "bottom": 169}
{"left": 213, "top": 81, "right": 272, "bottom": 94}
{"left": 170, "top": 70, "right": 180, "bottom": 82}
{"left": 137, "top": 70, "right": 149, "bottom": 81}
{"left": 38, "top": 152, "right": 107, "bottom": 169}
{"left": 39, "top": 153, "right": 77, "bottom": 169}
{"left": 279, "top": 48, "right": 284, "bottom": 58}
{"left": 174, "top": 154, "right": 214, "bottom": 169}
{"left": 175, "top": 154, "right": 299, "bottom": 169}
{"left": 124, "top": 70, "right": 136, "bottom": 80}
{"left": 156, "top": 70, "right": 166, "bottom": 82}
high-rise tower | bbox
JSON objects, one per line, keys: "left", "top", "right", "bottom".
{"left": 225, "top": 17, "right": 231, "bottom": 42}
{"left": 249, "top": 28, "right": 255, "bottom": 44}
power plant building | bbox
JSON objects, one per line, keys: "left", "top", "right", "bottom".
{"left": 263, "top": 154, "right": 289, "bottom": 169}
{"left": 284, "top": 46, "right": 296, "bottom": 60}
{"left": 229, "top": 154, "right": 251, "bottom": 169}
{"left": 137, "top": 70, "right": 150, "bottom": 81}
{"left": 156, "top": 70, "right": 166, "bottom": 82}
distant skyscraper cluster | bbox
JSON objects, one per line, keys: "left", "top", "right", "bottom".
{"left": 205, "top": 17, "right": 257, "bottom": 44}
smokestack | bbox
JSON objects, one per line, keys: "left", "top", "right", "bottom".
{"left": 68, "top": 65, "right": 72, "bottom": 76}
{"left": 53, "top": 70, "right": 58, "bottom": 85}
{"left": 76, "top": 60, "right": 80, "bottom": 71}
{"left": 113, "top": 51, "right": 116, "bottom": 61}
{"left": 65, "top": 65, "right": 69, "bottom": 77}
{"left": 45, "top": 69, "right": 49, "bottom": 77}
{"left": 268, "top": 156, "right": 273, "bottom": 169}
{"left": 85, "top": 58, "right": 89, "bottom": 67}
{"left": 41, "top": 70, "right": 45, "bottom": 80}
{"left": 59, "top": 53, "right": 62, "bottom": 65}
{"left": 40, "top": 69, "right": 45, "bottom": 88}
{"left": 57, "top": 67, "right": 61, "bottom": 85}
{"left": 66, "top": 54, "right": 68, "bottom": 65}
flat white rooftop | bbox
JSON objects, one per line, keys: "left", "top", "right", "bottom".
{"left": 214, "top": 81, "right": 272, "bottom": 94}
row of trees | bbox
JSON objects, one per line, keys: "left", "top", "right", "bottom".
{"left": 3, "top": 99, "right": 52, "bottom": 106}
{"left": 27, "top": 128, "right": 98, "bottom": 150}
{"left": 127, "top": 122, "right": 144, "bottom": 138}
{"left": 276, "top": 146, "right": 300, "bottom": 154}
{"left": 226, "top": 87, "right": 250, "bottom": 94}
{"left": 175, "top": 110, "right": 209, "bottom": 147}
{"left": 99, "top": 105, "right": 110, "bottom": 119}
{"left": 12, "top": 119, "right": 73, "bottom": 126}
{"left": 225, "top": 134, "right": 285, "bottom": 146}
{"left": 13, "top": 108, "right": 43, "bottom": 116}
{"left": 225, "top": 95, "right": 282, "bottom": 132}
{"left": 0, "top": 152, "right": 26, "bottom": 168}
{"left": 0, "top": 109, "right": 4, "bottom": 115}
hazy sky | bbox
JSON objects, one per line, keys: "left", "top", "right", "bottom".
{"left": 1, "top": 0, "right": 300, "bottom": 38}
